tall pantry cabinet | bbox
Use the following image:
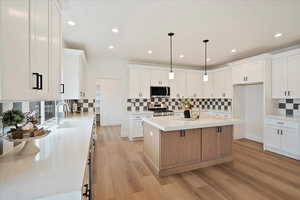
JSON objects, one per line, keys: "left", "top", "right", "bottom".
{"left": 0, "top": 0, "right": 62, "bottom": 101}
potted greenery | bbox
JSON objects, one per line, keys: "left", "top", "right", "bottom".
{"left": 2, "top": 110, "right": 25, "bottom": 139}
{"left": 180, "top": 98, "right": 192, "bottom": 118}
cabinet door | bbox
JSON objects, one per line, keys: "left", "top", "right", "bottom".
{"left": 63, "top": 52, "right": 81, "bottom": 99}
{"left": 281, "top": 128, "right": 299, "bottom": 155}
{"left": 264, "top": 126, "right": 281, "bottom": 149}
{"left": 150, "top": 69, "right": 169, "bottom": 86}
{"left": 232, "top": 64, "right": 246, "bottom": 85}
{"left": 183, "top": 129, "right": 201, "bottom": 163}
{"left": 202, "top": 127, "right": 219, "bottom": 161}
{"left": 186, "top": 71, "right": 203, "bottom": 98}
{"left": 129, "top": 67, "right": 150, "bottom": 98}
{"left": 139, "top": 68, "right": 151, "bottom": 98}
{"left": 223, "top": 68, "right": 233, "bottom": 98}
{"left": 49, "top": 0, "right": 62, "bottom": 99}
{"left": 160, "top": 131, "right": 184, "bottom": 168}
{"left": 129, "top": 119, "right": 143, "bottom": 138}
{"left": 213, "top": 70, "right": 223, "bottom": 98}
{"left": 203, "top": 71, "right": 215, "bottom": 98}
{"left": 219, "top": 126, "right": 233, "bottom": 157}
{"left": 0, "top": 0, "right": 32, "bottom": 100}
{"left": 30, "top": 0, "right": 50, "bottom": 95}
{"left": 129, "top": 68, "right": 140, "bottom": 98}
{"left": 246, "top": 60, "right": 264, "bottom": 84}
{"left": 169, "top": 70, "right": 186, "bottom": 98}
{"left": 287, "top": 54, "right": 300, "bottom": 98}
{"left": 272, "top": 57, "right": 287, "bottom": 99}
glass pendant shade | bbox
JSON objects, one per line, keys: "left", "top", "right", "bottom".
{"left": 169, "top": 71, "right": 175, "bottom": 80}
{"left": 203, "top": 73, "right": 208, "bottom": 82}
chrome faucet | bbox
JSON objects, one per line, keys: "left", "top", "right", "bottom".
{"left": 56, "top": 102, "right": 70, "bottom": 125}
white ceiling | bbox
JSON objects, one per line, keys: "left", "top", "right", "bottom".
{"left": 62, "top": 0, "right": 300, "bottom": 67}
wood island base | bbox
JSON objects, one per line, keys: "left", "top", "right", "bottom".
{"left": 143, "top": 122, "right": 234, "bottom": 177}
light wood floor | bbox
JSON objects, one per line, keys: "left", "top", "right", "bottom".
{"left": 92, "top": 126, "right": 300, "bottom": 200}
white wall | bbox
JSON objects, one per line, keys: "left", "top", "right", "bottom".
{"left": 84, "top": 56, "right": 129, "bottom": 122}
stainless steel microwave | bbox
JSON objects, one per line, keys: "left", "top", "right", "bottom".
{"left": 150, "top": 86, "right": 170, "bottom": 97}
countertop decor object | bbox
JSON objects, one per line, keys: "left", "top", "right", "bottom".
{"left": 3, "top": 128, "right": 50, "bottom": 155}
{"left": 1, "top": 110, "right": 25, "bottom": 135}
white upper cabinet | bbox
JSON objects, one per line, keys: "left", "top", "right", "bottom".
{"left": 150, "top": 69, "right": 169, "bottom": 86}
{"left": 30, "top": 0, "right": 50, "bottom": 96}
{"left": 286, "top": 54, "right": 300, "bottom": 98}
{"left": 49, "top": 0, "right": 63, "bottom": 99}
{"left": 271, "top": 49, "right": 300, "bottom": 99}
{"left": 272, "top": 57, "right": 287, "bottom": 98}
{"left": 232, "top": 59, "right": 265, "bottom": 85}
{"left": 62, "top": 49, "right": 87, "bottom": 100}
{"left": 213, "top": 67, "right": 232, "bottom": 98}
{"left": 169, "top": 70, "right": 187, "bottom": 98}
{"left": 0, "top": 0, "right": 62, "bottom": 101}
{"left": 186, "top": 71, "right": 203, "bottom": 98}
{"left": 0, "top": 0, "right": 31, "bottom": 100}
{"left": 129, "top": 66, "right": 151, "bottom": 98}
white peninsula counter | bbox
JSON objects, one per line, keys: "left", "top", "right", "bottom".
{"left": 143, "top": 116, "right": 239, "bottom": 176}
{"left": 0, "top": 115, "right": 95, "bottom": 200}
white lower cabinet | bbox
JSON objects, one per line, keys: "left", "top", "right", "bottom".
{"left": 127, "top": 113, "right": 153, "bottom": 140}
{"left": 264, "top": 117, "right": 300, "bottom": 160}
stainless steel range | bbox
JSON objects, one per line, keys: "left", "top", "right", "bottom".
{"left": 148, "top": 103, "right": 174, "bottom": 117}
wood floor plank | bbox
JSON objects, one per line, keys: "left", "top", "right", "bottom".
{"left": 92, "top": 126, "right": 300, "bottom": 200}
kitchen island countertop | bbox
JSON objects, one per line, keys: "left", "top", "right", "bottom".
{"left": 143, "top": 116, "right": 240, "bottom": 131}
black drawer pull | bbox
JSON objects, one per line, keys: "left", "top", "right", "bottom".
{"left": 32, "top": 73, "right": 39, "bottom": 90}
{"left": 38, "top": 74, "right": 43, "bottom": 90}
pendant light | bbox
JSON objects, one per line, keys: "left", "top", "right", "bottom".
{"left": 203, "top": 39, "right": 209, "bottom": 82}
{"left": 168, "top": 32, "right": 175, "bottom": 80}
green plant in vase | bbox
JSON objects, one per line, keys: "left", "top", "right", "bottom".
{"left": 2, "top": 110, "right": 25, "bottom": 131}
{"left": 180, "top": 98, "right": 192, "bottom": 110}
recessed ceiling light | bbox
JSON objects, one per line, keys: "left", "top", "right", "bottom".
{"left": 108, "top": 45, "right": 114, "bottom": 49}
{"left": 179, "top": 54, "right": 185, "bottom": 58}
{"left": 231, "top": 49, "right": 237, "bottom": 53}
{"left": 147, "top": 50, "right": 153, "bottom": 54}
{"left": 207, "top": 58, "right": 211, "bottom": 62}
{"left": 67, "top": 21, "right": 76, "bottom": 26}
{"left": 274, "top": 33, "right": 283, "bottom": 38}
{"left": 112, "top": 28, "right": 119, "bottom": 33}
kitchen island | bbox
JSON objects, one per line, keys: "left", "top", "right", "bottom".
{"left": 143, "top": 116, "right": 239, "bottom": 176}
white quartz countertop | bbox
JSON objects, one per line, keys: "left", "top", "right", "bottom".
{"left": 0, "top": 116, "right": 94, "bottom": 200}
{"left": 143, "top": 116, "right": 240, "bottom": 131}
{"left": 266, "top": 114, "right": 300, "bottom": 122}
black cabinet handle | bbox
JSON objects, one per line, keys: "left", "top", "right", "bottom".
{"left": 32, "top": 73, "right": 39, "bottom": 89}
{"left": 277, "top": 129, "right": 279, "bottom": 135}
{"left": 82, "top": 184, "right": 89, "bottom": 197}
{"left": 38, "top": 74, "right": 43, "bottom": 90}
{"left": 288, "top": 91, "right": 291, "bottom": 96}
{"left": 281, "top": 130, "right": 283, "bottom": 135}
{"left": 60, "top": 84, "right": 65, "bottom": 94}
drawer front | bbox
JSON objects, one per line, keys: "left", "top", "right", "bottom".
{"left": 265, "top": 118, "right": 299, "bottom": 129}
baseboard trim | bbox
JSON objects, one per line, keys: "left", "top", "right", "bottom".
{"left": 245, "top": 135, "right": 262, "bottom": 143}
{"left": 264, "top": 145, "right": 300, "bottom": 160}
